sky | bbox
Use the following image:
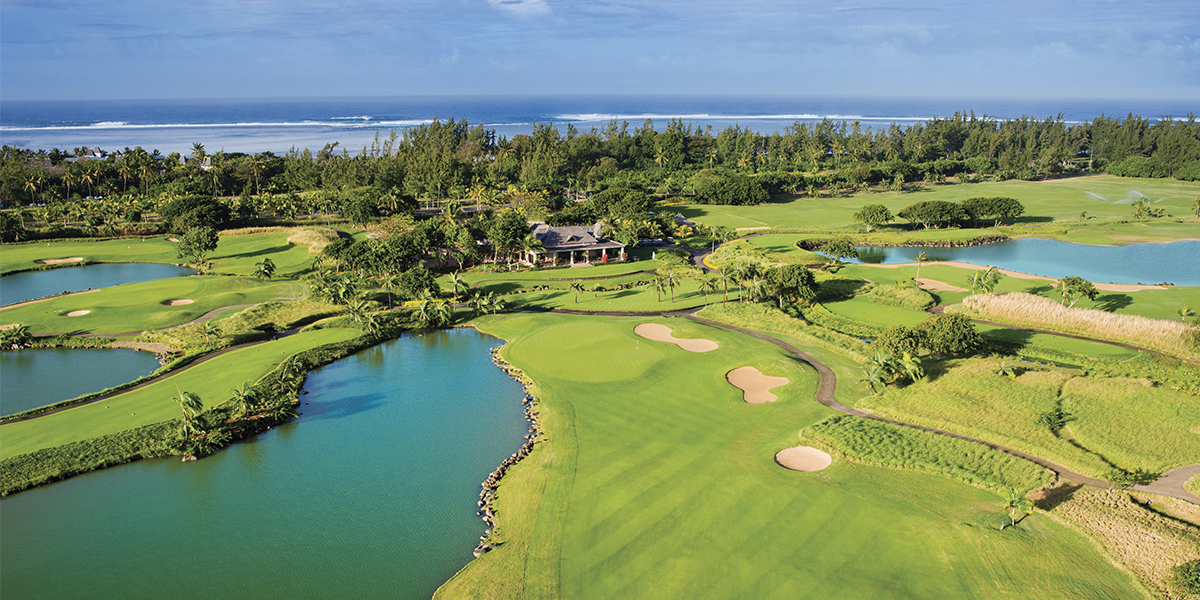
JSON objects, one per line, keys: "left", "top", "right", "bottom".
{"left": 1, "top": 0, "right": 1197, "bottom": 101}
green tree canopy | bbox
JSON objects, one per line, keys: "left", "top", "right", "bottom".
{"left": 176, "top": 226, "right": 219, "bottom": 266}
{"left": 852, "top": 204, "right": 894, "bottom": 232}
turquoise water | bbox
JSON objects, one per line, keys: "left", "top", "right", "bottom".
{"left": 0, "top": 347, "right": 161, "bottom": 416}
{"left": 1, "top": 263, "right": 195, "bottom": 306}
{"left": 852, "top": 239, "right": 1200, "bottom": 286}
{"left": 0, "top": 329, "right": 528, "bottom": 599}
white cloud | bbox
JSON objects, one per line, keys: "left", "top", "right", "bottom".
{"left": 486, "top": 0, "right": 552, "bottom": 17}
{"left": 440, "top": 47, "right": 461, "bottom": 65}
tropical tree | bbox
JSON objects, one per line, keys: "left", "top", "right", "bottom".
{"left": 448, "top": 271, "right": 470, "bottom": 299}
{"left": 569, "top": 279, "right": 585, "bottom": 303}
{"left": 171, "top": 387, "right": 206, "bottom": 439}
{"left": 719, "top": 270, "right": 737, "bottom": 303}
{"left": 852, "top": 204, "right": 894, "bottom": 232}
{"left": 254, "top": 257, "right": 276, "bottom": 281}
{"left": 1000, "top": 488, "right": 1034, "bottom": 529}
{"left": 380, "top": 274, "right": 401, "bottom": 309}
{"left": 663, "top": 269, "right": 681, "bottom": 302}
{"left": 698, "top": 274, "right": 717, "bottom": 306}
{"left": 176, "top": 226, "right": 219, "bottom": 269}
{"left": 859, "top": 362, "right": 887, "bottom": 395}
{"left": 1058, "top": 275, "right": 1098, "bottom": 307}
{"left": 652, "top": 276, "right": 668, "bottom": 302}
{"left": 0, "top": 324, "right": 32, "bottom": 348}
{"left": 361, "top": 312, "right": 381, "bottom": 337}
{"left": 230, "top": 383, "right": 258, "bottom": 418}
{"left": 912, "top": 250, "right": 929, "bottom": 283}
{"left": 346, "top": 296, "right": 370, "bottom": 322}
{"left": 1178, "top": 304, "right": 1195, "bottom": 322}
{"left": 201, "top": 321, "right": 221, "bottom": 343}
{"left": 817, "top": 239, "right": 858, "bottom": 266}
{"left": 898, "top": 352, "right": 924, "bottom": 383}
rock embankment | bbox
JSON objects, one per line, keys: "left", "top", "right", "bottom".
{"left": 474, "top": 346, "right": 544, "bottom": 558}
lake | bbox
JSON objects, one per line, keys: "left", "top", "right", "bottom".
{"left": 1, "top": 263, "right": 196, "bottom": 307}
{"left": 852, "top": 239, "right": 1200, "bottom": 286}
{"left": 0, "top": 347, "right": 162, "bottom": 416}
{"left": 0, "top": 328, "right": 528, "bottom": 599}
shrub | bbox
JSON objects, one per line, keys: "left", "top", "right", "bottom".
{"left": 1170, "top": 560, "right": 1200, "bottom": 596}
{"left": 861, "top": 283, "right": 935, "bottom": 310}
{"left": 693, "top": 173, "right": 769, "bottom": 206}
{"left": 1107, "top": 155, "right": 1168, "bottom": 178}
{"left": 915, "top": 313, "right": 981, "bottom": 356}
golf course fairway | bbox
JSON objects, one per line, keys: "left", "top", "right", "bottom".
{"left": 437, "top": 312, "right": 1143, "bottom": 599}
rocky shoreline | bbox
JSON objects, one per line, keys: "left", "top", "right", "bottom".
{"left": 474, "top": 345, "right": 543, "bottom": 558}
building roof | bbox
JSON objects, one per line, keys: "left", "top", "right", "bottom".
{"left": 530, "top": 222, "right": 624, "bottom": 252}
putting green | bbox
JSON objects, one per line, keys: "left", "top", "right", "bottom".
{"left": 0, "top": 276, "right": 303, "bottom": 334}
{"left": 0, "top": 327, "right": 359, "bottom": 460}
{"left": 438, "top": 313, "right": 1142, "bottom": 599}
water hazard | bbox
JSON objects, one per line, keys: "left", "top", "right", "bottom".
{"left": 0, "top": 347, "right": 161, "bottom": 416}
{"left": 1, "top": 263, "right": 195, "bottom": 306}
{"left": 0, "top": 328, "right": 528, "bottom": 599}
{"left": 852, "top": 239, "right": 1200, "bottom": 286}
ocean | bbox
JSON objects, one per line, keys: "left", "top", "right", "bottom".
{"left": 1, "top": 95, "right": 1194, "bottom": 156}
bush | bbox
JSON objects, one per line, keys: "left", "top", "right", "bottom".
{"left": 693, "top": 173, "right": 769, "bottom": 206}
{"left": 914, "top": 312, "right": 981, "bottom": 356}
{"left": 1175, "top": 160, "right": 1200, "bottom": 181}
{"left": 861, "top": 283, "right": 935, "bottom": 310}
{"left": 1107, "top": 156, "right": 1168, "bottom": 178}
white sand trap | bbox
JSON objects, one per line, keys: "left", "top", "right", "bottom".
{"left": 162, "top": 299, "right": 194, "bottom": 306}
{"left": 167, "top": 237, "right": 179, "bottom": 242}
{"left": 634, "top": 323, "right": 718, "bottom": 352}
{"left": 916, "top": 278, "right": 967, "bottom": 292}
{"left": 775, "top": 446, "right": 832, "bottom": 472}
{"left": 727, "top": 366, "right": 790, "bottom": 404}
{"left": 64, "top": 310, "right": 91, "bottom": 317}
{"left": 35, "top": 257, "right": 83, "bottom": 265}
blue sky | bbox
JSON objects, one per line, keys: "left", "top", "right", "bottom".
{"left": 1, "top": 0, "right": 1197, "bottom": 101}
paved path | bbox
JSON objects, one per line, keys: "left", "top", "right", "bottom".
{"left": 1131, "top": 464, "right": 1200, "bottom": 504}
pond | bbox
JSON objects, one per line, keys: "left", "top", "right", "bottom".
{"left": 0, "top": 328, "right": 528, "bottom": 599}
{"left": 851, "top": 239, "right": 1200, "bottom": 286}
{"left": 0, "top": 347, "right": 162, "bottom": 417}
{"left": 0, "top": 263, "right": 196, "bottom": 307}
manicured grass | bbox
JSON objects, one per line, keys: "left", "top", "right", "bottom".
{"left": 677, "top": 174, "right": 1200, "bottom": 245}
{"left": 0, "top": 276, "right": 304, "bottom": 335}
{"left": 505, "top": 276, "right": 733, "bottom": 312}
{"left": 0, "top": 327, "right": 359, "bottom": 460}
{"left": 822, "top": 296, "right": 929, "bottom": 328}
{"left": 977, "top": 324, "right": 1140, "bottom": 361}
{"left": 0, "top": 229, "right": 317, "bottom": 276}
{"left": 440, "top": 313, "right": 1142, "bottom": 599}
{"left": 1061, "top": 377, "right": 1200, "bottom": 473}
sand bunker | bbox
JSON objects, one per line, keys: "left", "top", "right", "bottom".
{"left": 634, "top": 323, "right": 718, "bottom": 352}
{"left": 162, "top": 299, "right": 195, "bottom": 306}
{"left": 775, "top": 446, "right": 833, "bottom": 472}
{"left": 64, "top": 310, "right": 91, "bottom": 317}
{"left": 34, "top": 257, "right": 83, "bottom": 265}
{"left": 916, "top": 278, "right": 967, "bottom": 292}
{"left": 167, "top": 237, "right": 179, "bottom": 242}
{"left": 727, "top": 366, "right": 790, "bottom": 404}
{"left": 0, "top": 323, "right": 18, "bottom": 331}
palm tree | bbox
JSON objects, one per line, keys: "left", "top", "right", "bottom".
{"left": 254, "top": 257, "right": 276, "bottom": 281}
{"left": 912, "top": 251, "right": 929, "bottom": 284}
{"left": 980, "top": 266, "right": 1003, "bottom": 293}
{"left": 663, "top": 269, "right": 681, "bottom": 302}
{"left": 201, "top": 322, "right": 221, "bottom": 343}
{"left": 1178, "top": 304, "right": 1195, "bottom": 322}
{"left": 1000, "top": 489, "right": 1034, "bottom": 529}
{"left": 719, "top": 270, "right": 737, "bottom": 303}
{"left": 171, "top": 387, "right": 205, "bottom": 439}
{"left": 569, "top": 279, "right": 585, "bottom": 303}
{"left": 230, "top": 384, "right": 258, "bottom": 418}
{"left": 521, "top": 233, "right": 545, "bottom": 265}
{"left": 652, "top": 276, "right": 668, "bottom": 302}
{"left": 361, "top": 312, "right": 381, "bottom": 337}
{"left": 859, "top": 363, "right": 887, "bottom": 395}
{"left": 698, "top": 274, "right": 717, "bottom": 306}
{"left": 443, "top": 199, "right": 464, "bottom": 223}
{"left": 346, "top": 296, "right": 369, "bottom": 322}
{"left": 448, "top": 271, "right": 470, "bottom": 299}
{"left": 899, "top": 352, "right": 924, "bottom": 383}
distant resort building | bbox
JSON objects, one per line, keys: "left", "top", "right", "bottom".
{"left": 525, "top": 222, "right": 626, "bottom": 266}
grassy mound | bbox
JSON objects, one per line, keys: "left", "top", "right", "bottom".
{"left": 860, "top": 283, "right": 936, "bottom": 310}
{"left": 806, "top": 415, "right": 1054, "bottom": 491}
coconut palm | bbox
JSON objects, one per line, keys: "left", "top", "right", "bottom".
{"left": 980, "top": 266, "right": 1003, "bottom": 293}
{"left": 171, "top": 387, "right": 205, "bottom": 439}
{"left": 858, "top": 363, "right": 887, "bottom": 395}
{"left": 254, "top": 257, "right": 276, "bottom": 281}
{"left": 346, "top": 296, "right": 370, "bottom": 322}
{"left": 569, "top": 279, "right": 585, "bottom": 303}
{"left": 898, "top": 352, "right": 924, "bottom": 383}
{"left": 912, "top": 250, "right": 929, "bottom": 283}
{"left": 652, "top": 276, "right": 668, "bottom": 302}
{"left": 201, "top": 322, "right": 221, "bottom": 343}
{"left": 448, "top": 271, "right": 470, "bottom": 299}
{"left": 1178, "top": 304, "right": 1195, "bottom": 323}
{"left": 230, "top": 384, "right": 258, "bottom": 418}
{"left": 361, "top": 312, "right": 381, "bottom": 337}
{"left": 521, "top": 233, "right": 545, "bottom": 265}
{"left": 1000, "top": 489, "right": 1034, "bottom": 529}
{"left": 698, "top": 274, "right": 717, "bottom": 306}
{"left": 719, "top": 270, "right": 737, "bottom": 303}
{"left": 0, "top": 324, "right": 32, "bottom": 348}
{"left": 663, "top": 269, "right": 681, "bottom": 302}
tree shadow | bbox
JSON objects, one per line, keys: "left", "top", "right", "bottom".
{"left": 1031, "top": 483, "right": 1082, "bottom": 511}
{"left": 477, "top": 282, "right": 522, "bottom": 294}
{"left": 1093, "top": 293, "right": 1133, "bottom": 312}
{"left": 297, "top": 391, "right": 388, "bottom": 422}
{"left": 1009, "top": 216, "right": 1055, "bottom": 225}
{"left": 211, "top": 245, "right": 293, "bottom": 261}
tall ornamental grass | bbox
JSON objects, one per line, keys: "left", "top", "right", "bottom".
{"left": 957, "top": 292, "right": 1199, "bottom": 360}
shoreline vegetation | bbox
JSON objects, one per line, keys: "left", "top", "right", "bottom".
{"left": 3, "top": 111, "right": 1200, "bottom": 598}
